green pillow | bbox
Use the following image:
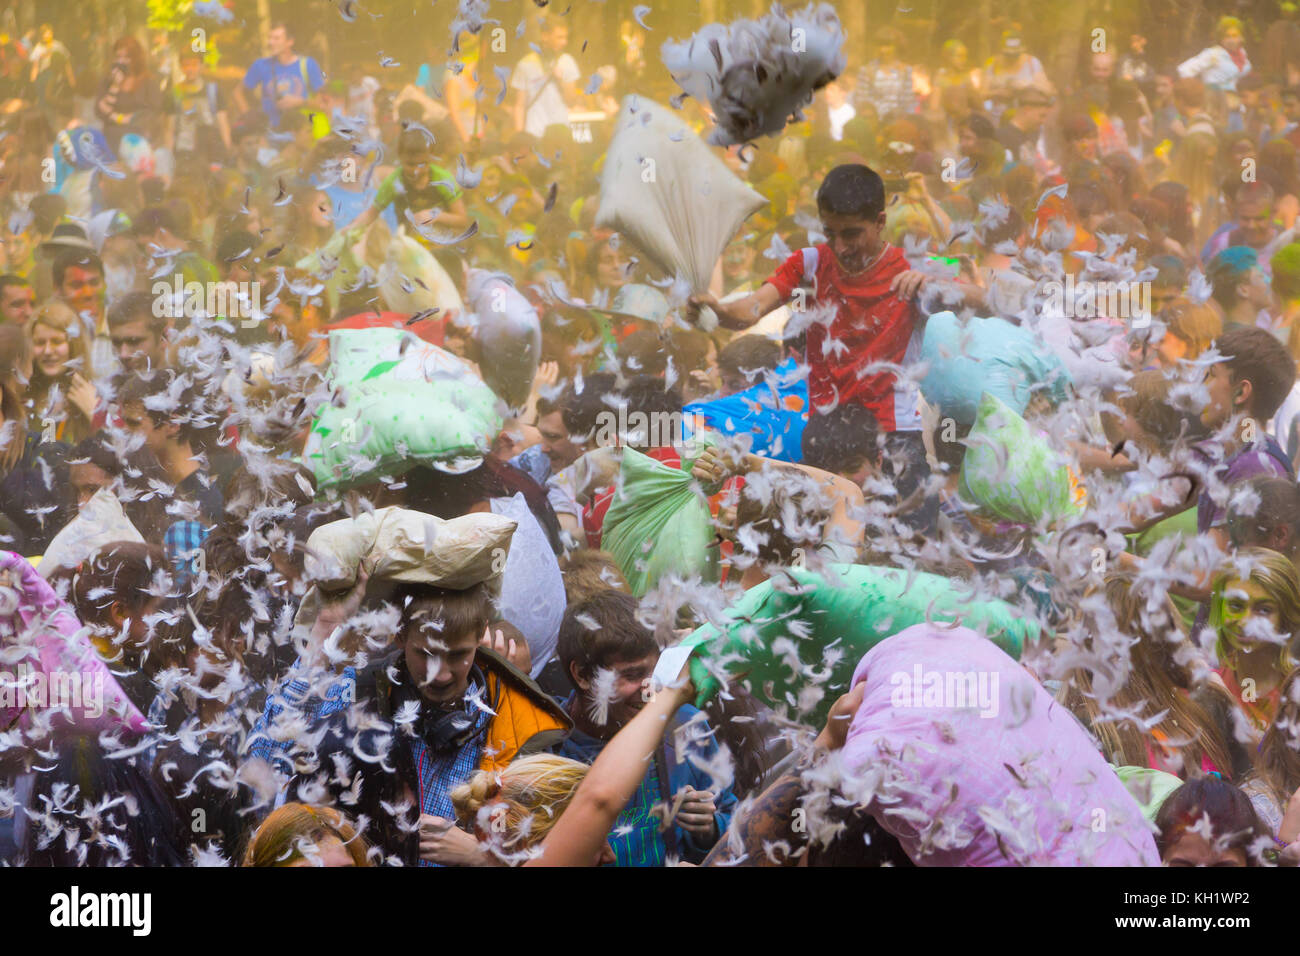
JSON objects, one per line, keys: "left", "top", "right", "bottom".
{"left": 602, "top": 447, "right": 720, "bottom": 597}
{"left": 683, "top": 563, "right": 1042, "bottom": 725}
{"left": 959, "top": 392, "right": 1081, "bottom": 525}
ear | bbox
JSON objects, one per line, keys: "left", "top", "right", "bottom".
{"left": 569, "top": 659, "right": 591, "bottom": 693}
{"left": 109, "top": 601, "right": 128, "bottom": 628}
{"left": 1270, "top": 526, "right": 1291, "bottom": 552}
{"left": 1234, "top": 378, "right": 1254, "bottom": 411}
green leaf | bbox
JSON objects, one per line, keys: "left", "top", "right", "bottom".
{"left": 362, "top": 360, "right": 401, "bottom": 381}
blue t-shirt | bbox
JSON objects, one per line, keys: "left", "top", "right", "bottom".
{"left": 243, "top": 55, "right": 324, "bottom": 128}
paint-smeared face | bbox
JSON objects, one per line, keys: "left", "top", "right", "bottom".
{"left": 1220, "top": 576, "right": 1283, "bottom": 649}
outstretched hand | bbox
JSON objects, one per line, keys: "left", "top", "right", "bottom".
{"left": 814, "top": 682, "right": 866, "bottom": 752}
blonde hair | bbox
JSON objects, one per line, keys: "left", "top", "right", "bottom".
{"left": 1158, "top": 130, "right": 1221, "bottom": 243}
{"left": 558, "top": 549, "right": 630, "bottom": 604}
{"left": 1215, "top": 16, "right": 1245, "bottom": 41}
{"left": 450, "top": 754, "right": 589, "bottom": 859}
{"left": 27, "top": 300, "right": 94, "bottom": 437}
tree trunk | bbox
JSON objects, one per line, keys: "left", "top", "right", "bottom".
{"left": 1051, "top": 0, "right": 1091, "bottom": 96}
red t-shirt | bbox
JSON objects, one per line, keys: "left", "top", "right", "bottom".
{"left": 765, "top": 243, "right": 921, "bottom": 432}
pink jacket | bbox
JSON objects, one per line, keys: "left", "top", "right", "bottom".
{"left": 841, "top": 623, "right": 1160, "bottom": 866}
{"left": 0, "top": 551, "right": 147, "bottom": 738}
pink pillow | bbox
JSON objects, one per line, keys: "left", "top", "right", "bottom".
{"left": 0, "top": 551, "right": 147, "bottom": 739}
{"left": 840, "top": 623, "right": 1159, "bottom": 866}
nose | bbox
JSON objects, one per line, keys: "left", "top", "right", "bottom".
{"left": 431, "top": 656, "right": 454, "bottom": 687}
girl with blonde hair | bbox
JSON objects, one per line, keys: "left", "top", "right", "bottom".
{"left": 1157, "top": 129, "right": 1221, "bottom": 248}
{"left": 1060, "top": 574, "right": 1232, "bottom": 777}
{"left": 26, "top": 299, "right": 97, "bottom": 444}
{"left": 450, "top": 754, "right": 601, "bottom": 864}
{"left": 1209, "top": 548, "right": 1300, "bottom": 740}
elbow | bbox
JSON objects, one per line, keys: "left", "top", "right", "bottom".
{"left": 574, "top": 779, "right": 627, "bottom": 821}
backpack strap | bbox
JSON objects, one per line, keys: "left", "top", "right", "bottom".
{"left": 652, "top": 742, "right": 681, "bottom": 862}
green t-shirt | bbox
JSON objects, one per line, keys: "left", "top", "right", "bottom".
{"left": 371, "top": 166, "right": 461, "bottom": 224}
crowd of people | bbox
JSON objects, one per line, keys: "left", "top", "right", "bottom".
{"left": 3, "top": 0, "right": 1300, "bottom": 868}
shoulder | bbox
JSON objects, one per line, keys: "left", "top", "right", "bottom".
{"left": 480, "top": 646, "right": 573, "bottom": 728}
{"left": 878, "top": 243, "right": 912, "bottom": 276}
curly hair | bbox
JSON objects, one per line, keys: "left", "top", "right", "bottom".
{"left": 450, "top": 753, "right": 589, "bottom": 860}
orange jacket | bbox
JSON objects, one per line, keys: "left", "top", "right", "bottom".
{"left": 474, "top": 647, "right": 571, "bottom": 773}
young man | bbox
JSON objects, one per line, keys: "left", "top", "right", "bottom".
{"left": 251, "top": 580, "right": 570, "bottom": 866}
{"left": 351, "top": 128, "right": 470, "bottom": 237}
{"left": 169, "top": 49, "right": 231, "bottom": 165}
{"left": 1206, "top": 246, "right": 1273, "bottom": 333}
{"left": 116, "top": 370, "right": 222, "bottom": 525}
{"left": 106, "top": 289, "right": 171, "bottom": 373}
{"left": 509, "top": 372, "right": 618, "bottom": 488}
{"left": 1228, "top": 477, "right": 1300, "bottom": 564}
{"left": 690, "top": 164, "right": 939, "bottom": 525}
{"left": 555, "top": 591, "right": 736, "bottom": 866}
{"left": 510, "top": 17, "right": 581, "bottom": 139}
{"left": 0, "top": 275, "right": 34, "bottom": 325}
{"left": 239, "top": 22, "right": 324, "bottom": 132}
{"left": 1196, "top": 327, "right": 1297, "bottom": 551}
{"left": 1123, "top": 327, "right": 1297, "bottom": 602}
{"left": 1201, "top": 183, "right": 1297, "bottom": 276}
{"left": 995, "top": 85, "right": 1056, "bottom": 178}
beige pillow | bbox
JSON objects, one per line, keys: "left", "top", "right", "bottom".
{"left": 304, "top": 506, "right": 517, "bottom": 591}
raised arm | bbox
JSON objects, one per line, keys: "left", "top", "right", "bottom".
{"left": 526, "top": 668, "right": 695, "bottom": 866}
{"left": 688, "top": 282, "right": 785, "bottom": 331}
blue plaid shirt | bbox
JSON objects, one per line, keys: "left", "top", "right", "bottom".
{"left": 246, "top": 664, "right": 358, "bottom": 769}
{"left": 248, "top": 662, "right": 490, "bottom": 867}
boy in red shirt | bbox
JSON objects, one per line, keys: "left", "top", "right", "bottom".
{"left": 691, "top": 164, "right": 935, "bottom": 527}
